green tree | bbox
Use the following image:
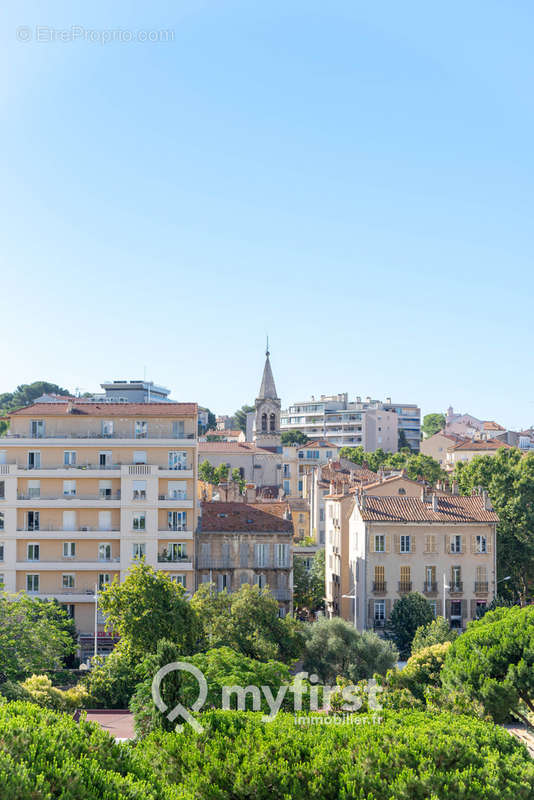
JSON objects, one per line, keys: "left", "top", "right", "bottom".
{"left": 280, "top": 430, "right": 309, "bottom": 445}
{"left": 302, "top": 617, "right": 397, "bottom": 683}
{"left": 198, "top": 459, "right": 216, "bottom": 484}
{"left": 82, "top": 642, "right": 141, "bottom": 708}
{"left": 98, "top": 563, "right": 199, "bottom": 657}
{"left": 191, "top": 583, "right": 303, "bottom": 663}
{"left": 386, "top": 593, "right": 434, "bottom": 659}
{"left": 411, "top": 615, "right": 457, "bottom": 654}
{"left": 0, "top": 381, "right": 72, "bottom": 434}
{"left": 441, "top": 605, "right": 534, "bottom": 724}
{"left": 422, "top": 413, "right": 446, "bottom": 438}
{"left": 339, "top": 446, "right": 365, "bottom": 465}
{"left": 398, "top": 429, "right": 410, "bottom": 450}
{"left": 453, "top": 448, "right": 534, "bottom": 600}
{"left": 234, "top": 405, "right": 254, "bottom": 434}
{"left": 293, "top": 550, "right": 324, "bottom": 614}
{"left": 385, "top": 642, "right": 452, "bottom": 702}
{"left": 0, "top": 595, "right": 76, "bottom": 681}
{"left": 403, "top": 453, "right": 446, "bottom": 485}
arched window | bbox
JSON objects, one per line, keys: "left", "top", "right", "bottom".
{"left": 269, "top": 413, "right": 276, "bottom": 432}
{"left": 261, "top": 413, "right": 267, "bottom": 432}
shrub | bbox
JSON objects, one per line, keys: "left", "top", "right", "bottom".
{"left": 132, "top": 709, "right": 534, "bottom": 799}
{"left": 411, "top": 615, "right": 457, "bottom": 654}
{"left": 82, "top": 642, "right": 141, "bottom": 708}
{"left": 385, "top": 642, "right": 451, "bottom": 701}
{"left": 20, "top": 674, "right": 93, "bottom": 711}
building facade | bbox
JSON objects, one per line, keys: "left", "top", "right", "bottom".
{"left": 325, "top": 490, "right": 497, "bottom": 631}
{"left": 281, "top": 394, "right": 419, "bottom": 451}
{"left": 196, "top": 501, "right": 293, "bottom": 615}
{"left": 0, "top": 399, "right": 198, "bottom": 652}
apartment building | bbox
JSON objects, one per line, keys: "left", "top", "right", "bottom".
{"left": 196, "top": 501, "right": 293, "bottom": 616}
{"left": 0, "top": 399, "right": 198, "bottom": 651}
{"left": 281, "top": 393, "right": 419, "bottom": 451}
{"left": 446, "top": 438, "right": 513, "bottom": 467}
{"left": 325, "top": 490, "right": 497, "bottom": 631}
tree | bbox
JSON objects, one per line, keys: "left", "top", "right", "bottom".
{"left": 339, "top": 446, "right": 365, "bottom": 465}
{"left": 411, "top": 616, "right": 457, "bottom": 654}
{"left": 98, "top": 563, "right": 199, "bottom": 657}
{"left": 453, "top": 448, "right": 534, "bottom": 600}
{"left": 386, "top": 593, "right": 434, "bottom": 659}
{"left": 82, "top": 642, "right": 141, "bottom": 708}
{"left": 198, "top": 407, "right": 217, "bottom": 435}
{"left": 385, "top": 642, "right": 452, "bottom": 702}
{"left": 302, "top": 617, "right": 397, "bottom": 683}
{"left": 281, "top": 430, "right": 309, "bottom": 445}
{"left": 422, "top": 413, "right": 446, "bottom": 438}
{"left": 293, "top": 550, "right": 324, "bottom": 614}
{"left": 403, "top": 453, "right": 445, "bottom": 485}
{"left": 234, "top": 405, "right": 254, "bottom": 434}
{"left": 441, "top": 605, "right": 534, "bottom": 724}
{"left": 340, "top": 446, "right": 445, "bottom": 486}
{"left": 398, "top": 429, "right": 409, "bottom": 450}
{"left": 0, "top": 595, "right": 76, "bottom": 681}
{"left": 191, "top": 583, "right": 303, "bottom": 663}
{"left": 0, "top": 381, "right": 72, "bottom": 434}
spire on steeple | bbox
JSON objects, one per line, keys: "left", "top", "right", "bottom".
{"left": 258, "top": 348, "right": 278, "bottom": 400}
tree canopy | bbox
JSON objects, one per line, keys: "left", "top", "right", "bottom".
{"left": 293, "top": 550, "right": 325, "bottom": 613}
{"left": 453, "top": 448, "right": 534, "bottom": 599}
{"left": 191, "top": 582, "right": 303, "bottom": 663}
{"left": 0, "top": 381, "right": 71, "bottom": 433}
{"left": 340, "top": 447, "right": 445, "bottom": 485}
{"left": 411, "top": 615, "right": 457, "bottom": 655}
{"left": 386, "top": 593, "right": 435, "bottom": 659}
{"left": 233, "top": 405, "right": 254, "bottom": 434}
{"left": 301, "top": 617, "right": 397, "bottom": 683}
{"left": 422, "top": 413, "right": 446, "bottom": 438}
{"left": 281, "top": 430, "right": 309, "bottom": 445}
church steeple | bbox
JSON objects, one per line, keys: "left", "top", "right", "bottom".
{"left": 253, "top": 342, "right": 281, "bottom": 449}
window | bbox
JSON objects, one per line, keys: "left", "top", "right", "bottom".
{"left": 0, "top": 481, "right": 4, "bottom": 499}
{"left": 275, "top": 543, "right": 289, "bottom": 567}
{"left": 429, "top": 600, "right": 437, "bottom": 617}
{"left": 30, "top": 420, "right": 45, "bottom": 438}
{"left": 374, "top": 599, "right": 385, "bottom": 622}
{"left": 63, "top": 510, "right": 76, "bottom": 531}
{"left": 168, "top": 451, "right": 187, "bottom": 470}
{"left": 132, "top": 542, "right": 146, "bottom": 559}
{"left": 27, "top": 574, "right": 39, "bottom": 592}
{"left": 99, "top": 480, "right": 112, "bottom": 499}
{"left": 27, "top": 511, "right": 39, "bottom": 531}
{"left": 0, "top": 543, "right": 4, "bottom": 561}
{"left": 133, "top": 480, "right": 146, "bottom": 500}
{"left": 28, "top": 451, "right": 41, "bottom": 469}
{"left": 283, "top": 464, "right": 290, "bottom": 478}
{"left": 27, "top": 543, "right": 40, "bottom": 561}
{"left": 425, "top": 535, "right": 437, "bottom": 554}
{"left": 172, "top": 574, "right": 187, "bottom": 587}
{"left": 64, "top": 450, "right": 76, "bottom": 466}
{"left": 172, "top": 421, "right": 185, "bottom": 438}
{"left": 133, "top": 513, "right": 146, "bottom": 531}
{"left": 98, "top": 543, "right": 112, "bottom": 561}
{"left": 475, "top": 565, "right": 487, "bottom": 591}
{"left": 374, "top": 534, "right": 385, "bottom": 553}
{"left": 398, "top": 488, "right": 407, "bottom": 495}
{"left": 269, "top": 413, "right": 276, "bottom": 432}
{"left": 167, "top": 542, "right": 187, "bottom": 561}
{"left": 168, "top": 481, "right": 186, "bottom": 500}
{"left": 298, "top": 480, "right": 303, "bottom": 493}
{"left": 168, "top": 511, "right": 186, "bottom": 531}
{"left": 62, "top": 574, "right": 75, "bottom": 589}
{"left": 28, "top": 480, "right": 40, "bottom": 499}
{"left": 450, "top": 535, "right": 462, "bottom": 553}
{"left": 98, "top": 573, "right": 111, "bottom": 590}
{"left": 451, "top": 566, "right": 462, "bottom": 590}
{"left": 101, "top": 420, "right": 114, "bottom": 437}
{"left": 135, "top": 420, "right": 148, "bottom": 438}
{"left": 133, "top": 451, "right": 147, "bottom": 465}
{"left": 61, "top": 604, "right": 75, "bottom": 619}
{"left": 299, "top": 528, "right": 304, "bottom": 537}
{"left": 99, "top": 451, "right": 112, "bottom": 468}
{"left": 98, "top": 511, "right": 111, "bottom": 531}
{"left": 326, "top": 450, "right": 333, "bottom": 459}
{"left": 475, "top": 535, "right": 487, "bottom": 553}
{"left": 261, "top": 413, "right": 267, "bottom": 432}
{"left": 400, "top": 535, "right": 411, "bottom": 553}
{"left": 374, "top": 565, "right": 385, "bottom": 590}
{"left": 400, "top": 565, "right": 411, "bottom": 589}
{"left": 255, "top": 543, "right": 269, "bottom": 567}
{"left": 0, "top": 513, "right": 4, "bottom": 531}
{"left": 425, "top": 565, "right": 436, "bottom": 591}
{"left": 0, "top": 574, "right": 4, "bottom": 589}
{"left": 63, "top": 480, "right": 76, "bottom": 497}
{"left": 63, "top": 542, "right": 76, "bottom": 559}
{"left": 283, "top": 480, "right": 290, "bottom": 494}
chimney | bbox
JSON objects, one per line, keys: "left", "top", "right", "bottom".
{"left": 432, "top": 493, "right": 439, "bottom": 512}
{"left": 481, "top": 489, "right": 493, "bottom": 511}
{"left": 245, "top": 483, "right": 257, "bottom": 503}
{"left": 452, "top": 480, "right": 459, "bottom": 495}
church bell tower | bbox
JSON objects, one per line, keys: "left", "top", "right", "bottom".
{"left": 253, "top": 341, "right": 281, "bottom": 450}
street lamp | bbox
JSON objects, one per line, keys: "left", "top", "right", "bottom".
{"left": 497, "top": 576, "right": 511, "bottom": 583}
{"left": 342, "top": 587, "right": 357, "bottom": 629}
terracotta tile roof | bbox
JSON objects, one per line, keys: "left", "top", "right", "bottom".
{"left": 199, "top": 442, "right": 274, "bottom": 454}
{"left": 359, "top": 495, "right": 499, "bottom": 523}
{"left": 205, "top": 429, "right": 242, "bottom": 438}
{"left": 361, "top": 475, "right": 425, "bottom": 491}
{"left": 483, "top": 421, "right": 506, "bottom": 431}
{"left": 450, "top": 439, "right": 512, "bottom": 452}
{"left": 7, "top": 401, "right": 197, "bottom": 418}
{"left": 200, "top": 501, "right": 293, "bottom": 532}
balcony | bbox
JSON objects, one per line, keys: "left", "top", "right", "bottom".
{"left": 3, "top": 432, "right": 196, "bottom": 441}
{"left": 474, "top": 581, "right": 489, "bottom": 593}
{"left": 398, "top": 581, "right": 412, "bottom": 593}
{"left": 17, "top": 493, "right": 121, "bottom": 501}
{"left": 372, "top": 581, "right": 387, "bottom": 593}
{"left": 423, "top": 582, "right": 438, "bottom": 594}
{"left": 449, "top": 582, "right": 463, "bottom": 594}
{"left": 270, "top": 588, "right": 291, "bottom": 602}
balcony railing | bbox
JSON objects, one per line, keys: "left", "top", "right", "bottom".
{"left": 474, "top": 581, "right": 489, "bottom": 593}
{"left": 372, "top": 581, "right": 387, "bottom": 593}
{"left": 449, "top": 582, "right": 463, "bottom": 593}
{"left": 17, "top": 557, "right": 120, "bottom": 564}
{"left": 423, "top": 582, "right": 438, "bottom": 594}
{"left": 157, "top": 553, "right": 189, "bottom": 563}
{"left": 17, "top": 493, "right": 121, "bottom": 501}
{"left": 398, "top": 581, "right": 412, "bottom": 593}
{"left": 17, "top": 526, "right": 119, "bottom": 533}
{"left": 158, "top": 494, "right": 189, "bottom": 501}
{"left": 3, "top": 432, "right": 196, "bottom": 440}
{"left": 197, "top": 558, "right": 234, "bottom": 569}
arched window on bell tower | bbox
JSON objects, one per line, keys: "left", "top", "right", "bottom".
{"left": 270, "top": 413, "right": 276, "bottom": 432}
{"left": 261, "top": 413, "right": 267, "bottom": 432}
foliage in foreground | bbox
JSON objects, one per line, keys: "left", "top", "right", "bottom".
{"left": 442, "top": 604, "right": 534, "bottom": 724}
{"left": 131, "top": 709, "right": 534, "bottom": 800}
{"left": 411, "top": 615, "right": 457, "bottom": 654}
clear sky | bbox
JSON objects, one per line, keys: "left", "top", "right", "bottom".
{"left": 2, "top": 1, "right": 534, "bottom": 428}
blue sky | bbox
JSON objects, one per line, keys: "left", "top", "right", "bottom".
{"left": 2, "top": 1, "right": 534, "bottom": 428}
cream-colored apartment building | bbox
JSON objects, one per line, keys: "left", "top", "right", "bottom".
{"left": 0, "top": 399, "right": 198, "bottom": 650}
{"left": 325, "top": 489, "right": 497, "bottom": 631}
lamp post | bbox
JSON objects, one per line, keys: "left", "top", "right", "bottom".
{"left": 442, "top": 573, "right": 449, "bottom": 620}
{"left": 342, "top": 586, "right": 357, "bottom": 629}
